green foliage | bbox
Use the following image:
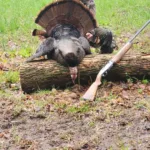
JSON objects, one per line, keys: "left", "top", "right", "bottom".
{"left": 0, "top": 71, "right": 19, "bottom": 84}
{"left": 137, "top": 88, "right": 143, "bottom": 94}
{"left": 66, "top": 103, "right": 91, "bottom": 113}
{"left": 142, "top": 79, "right": 149, "bottom": 84}
{"left": 36, "top": 89, "right": 51, "bottom": 95}
{"left": 107, "top": 92, "right": 118, "bottom": 100}
{"left": 18, "top": 48, "right": 33, "bottom": 58}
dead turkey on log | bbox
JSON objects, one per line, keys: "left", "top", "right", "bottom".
{"left": 26, "top": 0, "right": 97, "bottom": 83}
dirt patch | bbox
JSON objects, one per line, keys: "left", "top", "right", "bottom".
{"left": 0, "top": 81, "right": 150, "bottom": 150}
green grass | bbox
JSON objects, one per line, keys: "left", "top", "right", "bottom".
{"left": 0, "top": 71, "right": 19, "bottom": 84}
{"left": 96, "top": 0, "right": 150, "bottom": 33}
{"left": 0, "top": 0, "right": 53, "bottom": 52}
{"left": 66, "top": 103, "right": 91, "bottom": 113}
{"left": 0, "top": 0, "right": 53, "bottom": 34}
{"left": 0, "top": 0, "right": 149, "bottom": 52}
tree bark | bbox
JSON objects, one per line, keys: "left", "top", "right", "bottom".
{"left": 20, "top": 53, "right": 150, "bottom": 93}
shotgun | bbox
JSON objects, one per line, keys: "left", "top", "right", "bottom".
{"left": 82, "top": 20, "right": 150, "bottom": 101}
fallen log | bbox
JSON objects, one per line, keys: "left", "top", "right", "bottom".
{"left": 20, "top": 53, "right": 150, "bottom": 93}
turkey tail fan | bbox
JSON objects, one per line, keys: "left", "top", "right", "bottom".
{"left": 32, "top": 29, "right": 48, "bottom": 37}
{"left": 35, "top": 0, "right": 98, "bottom": 36}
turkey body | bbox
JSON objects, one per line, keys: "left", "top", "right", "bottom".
{"left": 47, "top": 24, "right": 86, "bottom": 67}
{"left": 27, "top": 0, "right": 97, "bottom": 83}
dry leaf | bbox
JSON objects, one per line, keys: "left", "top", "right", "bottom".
{"left": 122, "top": 90, "right": 129, "bottom": 99}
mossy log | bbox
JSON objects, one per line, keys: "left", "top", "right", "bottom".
{"left": 20, "top": 53, "right": 150, "bottom": 93}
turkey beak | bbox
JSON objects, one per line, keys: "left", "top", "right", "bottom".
{"left": 69, "top": 67, "right": 78, "bottom": 84}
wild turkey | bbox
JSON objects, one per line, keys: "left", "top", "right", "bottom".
{"left": 27, "top": 0, "right": 97, "bottom": 83}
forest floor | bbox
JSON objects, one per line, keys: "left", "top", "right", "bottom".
{"left": 0, "top": 80, "right": 150, "bottom": 150}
